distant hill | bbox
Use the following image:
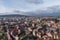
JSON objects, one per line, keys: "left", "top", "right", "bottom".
{"left": 0, "top": 14, "right": 29, "bottom": 17}
{"left": 25, "top": 12, "right": 60, "bottom": 17}
{"left": 35, "top": 13, "right": 60, "bottom": 17}
{"left": 0, "top": 13, "right": 60, "bottom": 17}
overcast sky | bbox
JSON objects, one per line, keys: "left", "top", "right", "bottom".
{"left": 0, "top": 0, "right": 60, "bottom": 13}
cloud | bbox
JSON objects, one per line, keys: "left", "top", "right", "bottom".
{"left": 0, "top": 5, "right": 14, "bottom": 13}
{"left": 0, "top": 0, "right": 6, "bottom": 13}
{"left": 0, "top": 0, "right": 16, "bottom": 13}
{"left": 31, "top": 5, "right": 60, "bottom": 14}
{"left": 26, "top": 0, "right": 43, "bottom": 4}
{"left": 0, "top": 0, "right": 60, "bottom": 14}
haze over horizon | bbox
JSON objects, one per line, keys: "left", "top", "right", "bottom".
{"left": 0, "top": 0, "right": 60, "bottom": 15}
